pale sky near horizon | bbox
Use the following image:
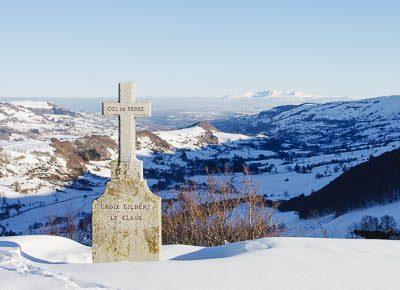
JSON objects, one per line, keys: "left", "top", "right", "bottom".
{"left": 0, "top": 0, "right": 399, "bottom": 99}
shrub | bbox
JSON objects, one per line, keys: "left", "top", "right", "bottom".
{"left": 349, "top": 215, "right": 400, "bottom": 240}
{"left": 380, "top": 215, "right": 397, "bottom": 231}
{"left": 162, "top": 167, "right": 283, "bottom": 246}
{"left": 40, "top": 204, "right": 78, "bottom": 239}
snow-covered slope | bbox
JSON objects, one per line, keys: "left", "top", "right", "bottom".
{"left": 9, "top": 101, "right": 54, "bottom": 110}
{"left": 0, "top": 101, "right": 261, "bottom": 238}
{"left": 0, "top": 101, "right": 117, "bottom": 201}
{"left": 153, "top": 122, "right": 250, "bottom": 150}
{"left": 0, "top": 101, "right": 115, "bottom": 138}
{"left": 0, "top": 235, "right": 399, "bottom": 290}
{"left": 215, "top": 95, "right": 400, "bottom": 146}
{"left": 275, "top": 95, "right": 400, "bottom": 121}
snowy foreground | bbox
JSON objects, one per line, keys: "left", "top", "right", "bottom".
{"left": 0, "top": 236, "right": 399, "bottom": 290}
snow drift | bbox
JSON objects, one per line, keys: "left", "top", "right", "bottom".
{"left": 0, "top": 235, "right": 399, "bottom": 290}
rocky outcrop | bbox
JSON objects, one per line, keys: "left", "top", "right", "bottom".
{"left": 137, "top": 131, "right": 173, "bottom": 152}
{"left": 51, "top": 135, "right": 117, "bottom": 180}
{"left": 75, "top": 135, "right": 117, "bottom": 161}
{"left": 196, "top": 130, "right": 218, "bottom": 145}
{"left": 50, "top": 139, "right": 87, "bottom": 180}
{"left": 191, "top": 121, "right": 220, "bottom": 132}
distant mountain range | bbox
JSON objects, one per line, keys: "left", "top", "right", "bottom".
{"left": 222, "top": 89, "right": 316, "bottom": 99}
{"left": 214, "top": 95, "right": 400, "bottom": 147}
{"left": 220, "top": 89, "right": 355, "bottom": 103}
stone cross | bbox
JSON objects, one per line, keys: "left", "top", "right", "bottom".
{"left": 93, "top": 82, "right": 161, "bottom": 263}
{"left": 102, "top": 82, "right": 151, "bottom": 163}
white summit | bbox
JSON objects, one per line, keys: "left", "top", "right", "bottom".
{"left": 221, "top": 89, "right": 356, "bottom": 105}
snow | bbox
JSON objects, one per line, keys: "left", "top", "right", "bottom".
{"left": 10, "top": 101, "right": 53, "bottom": 109}
{"left": 213, "top": 131, "right": 251, "bottom": 143}
{"left": 221, "top": 89, "right": 359, "bottom": 103}
{"left": 1, "top": 98, "right": 400, "bottom": 289}
{"left": 153, "top": 125, "right": 251, "bottom": 149}
{"left": 0, "top": 235, "right": 91, "bottom": 263}
{"left": 0, "top": 103, "right": 47, "bottom": 123}
{"left": 2, "top": 99, "right": 400, "bottom": 240}
{"left": 222, "top": 89, "right": 321, "bottom": 100}
{"left": 155, "top": 126, "right": 208, "bottom": 148}
{"left": 0, "top": 235, "right": 399, "bottom": 290}
{"left": 275, "top": 200, "right": 400, "bottom": 238}
{"left": 316, "top": 201, "right": 400, "bottom": 238}
{"left": 0, "top": 140, "right": 54, "bottom": 154}
{"left": 274, "top": 95, "right": 400, "bottom": 122}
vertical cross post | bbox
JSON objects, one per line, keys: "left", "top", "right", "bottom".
{"left": 102, "top": 82, "right": 151, "bottom": 178}
{"left": 118, "top": 82, "right": 136, "bottom": 162}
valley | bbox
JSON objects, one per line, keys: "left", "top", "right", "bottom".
{"left": 1, "top": 96, "right": 400, "bottom": 242}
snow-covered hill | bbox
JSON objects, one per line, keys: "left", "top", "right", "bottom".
{"left": 1, "top": 98, "right": 400, "bottom": 241}
{"left": 215, "top": 95, "right": 400, "bottom": 146}
{"left": 0, "top": 101, "right": 259, "bottom": 238}
{"left": 0, "top": 235, "right": 399, "bottom": 290}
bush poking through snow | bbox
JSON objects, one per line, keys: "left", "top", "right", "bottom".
{"left": 11, "top": 181, "right": 22, "bottom": 192}
{"left": 349, "top": 215, "right": 400, "bottom": 239}
{"left": 41, "top": 204, "right": 80, "bottom": 240}
{"left": 162, "top": 167, "right": 283, "bottom": 246}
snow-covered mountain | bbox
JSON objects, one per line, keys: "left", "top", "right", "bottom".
{"left": 221, "top": 89, "right": 355, "bottom": 103}
{"left": 0, "top": 101, "right": 248, "bottom": 196}
{"left": 1, "top": 97, "right": 400, "bottom": 241}
{"left": 222, "top": 89, "right": 318, "bottom": 99}
{"left": 214, "top": 95, "right": 400, "bottom": 146}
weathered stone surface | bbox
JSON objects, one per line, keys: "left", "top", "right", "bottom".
{"left": 102, "top": 82, "right": 151, "bottom": 163}
{"left": 92, "top": 167, "right": 161, "bottom": 262}
{"left": 92, "top": 82, "right": 160, "bottom": 263}
{"left": 111, "top": 160, "right": 143, "bottom": 180}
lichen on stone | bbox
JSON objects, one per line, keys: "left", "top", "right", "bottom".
{"left": 144, "top": 226, "right": 160, "bottom": 254}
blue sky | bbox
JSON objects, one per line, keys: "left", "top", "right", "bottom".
{"left": 0, "top": 0, "right": 399, "bottom": 98}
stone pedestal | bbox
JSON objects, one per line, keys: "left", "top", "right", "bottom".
{"left": 92, "top": 161, "right": 161, "bottom": 263}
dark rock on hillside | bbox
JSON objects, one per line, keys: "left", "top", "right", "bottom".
{"left": 75, "top": 135, "right": 117, "bottom": 161}
{"left": 137, "top": 131, "right": 173, "bottom": 152}
{"left": 176, "top": 121, "right": 219, "bottom": 145}
{"left": 192, "top": 121, "right": 220, "bottom": 132}
{"left": 51, "top": 135, "right": 117, "bottom": 180}
{"left": 198, "top": 130, "right": 219, "bottom": 145}
{"left": 50, "top": 139, "right": 87, "bottom": 180}
{"left": 279, "top": 147, "right": 400, "bottom": 218}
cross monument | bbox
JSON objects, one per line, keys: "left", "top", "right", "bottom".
{"left": 92, "top": 81, "right": 161, "bottom": 263}
{"left": 102, "top": 82, "right": 150, "bottom": 163}
{"left": 102, "top": 81, "right": 151, "bottom": 179}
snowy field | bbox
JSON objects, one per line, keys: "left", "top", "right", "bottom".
{"left": 276, "top": 200, "right": 400, "bottom": 238}
{"left": 0, "top": 235, "right": 399, "bottom": 290}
